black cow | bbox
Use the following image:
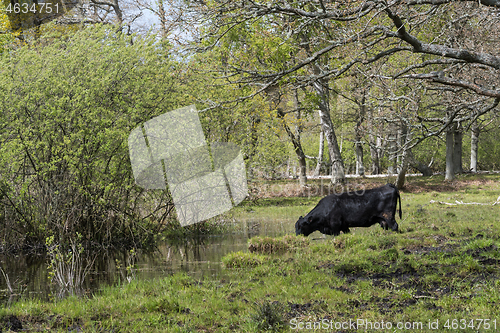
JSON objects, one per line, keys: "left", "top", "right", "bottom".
{"left": 295, "top": 183, "right": 402, "bottom": 236}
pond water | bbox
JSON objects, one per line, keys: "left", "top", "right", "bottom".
{"left": 0, "top": 217, "right": 297, "bottom": 304}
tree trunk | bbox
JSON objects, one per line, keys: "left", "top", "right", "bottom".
{"left": 355, "top": 135, "right": 365, "bottom": 176}
{"left": 387, "top": 130, "right": 397, "bottom": 175}
{"left": 453, "top": 123, "right": 463, "bottom": 174}
{"left": 298, "top": 155, "right": 307, "bottom": 187}
{"left": 245, "top": 116, "right": 260, "bottom": 181}
{"left": 370, "top": 145, "right": 380, "bottom": 174}
{"left": 407, "top": 151, "right": 433, "bottom": 176}
{"left": 471, "top": 120, "right": 479, "bottom": 172}
{"left": 445, "top": 124, "right": 455, "bottom": 181}
{"left": 157, "top": 0, "right": 168, "bottom": 39}
{"left": 396, "top": 150, "right": 408, "bottom": 189}
{"left": 367, "top": 108, "right": 380, "bottom": 175}
{"left": 312, "top": 78, "right": 345, "bottom": 184}
{"left": 276, "top": 108, "right": 307, "bottom": 187}
{"left": 355, "top": 97, "right": 366, "bottom": 176}
{"left": 396, "top": 124, "right": 409, "bottom": 189}
{"left": 314, "top": 117, "right": 325, "bottom": 176}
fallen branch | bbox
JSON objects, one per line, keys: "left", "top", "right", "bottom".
{"left": 414, "top": 295, "right": 436, "bottom": 299}
{"left": 0, "top": 266, "right": 13, "bottom": 294}
{"left": 430, "top": 197, "right": 500, "bottom": 206}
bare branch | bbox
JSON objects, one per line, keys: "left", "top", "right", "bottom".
{"left": 403, "top": 73, "right": 500, "bottom": 98}
{"left": 385, "top": 8, "right": 500, "bottom": 69}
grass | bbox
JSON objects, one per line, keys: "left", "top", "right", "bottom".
{"left": 1, "top": 174, "right": 500, "bottom": 332}
{"left": 248, "top": 235, "right": 310, "bottom": 254}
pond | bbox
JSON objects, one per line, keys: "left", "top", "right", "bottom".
{"left": 0, "top": 217, "right": 297, "bottom": 304}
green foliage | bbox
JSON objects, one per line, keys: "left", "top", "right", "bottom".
{"left": 0, "top": 25, "right": 185, "bottom": 249}
{"left": 252, "top": 134, "right": 291, "bottom": 178}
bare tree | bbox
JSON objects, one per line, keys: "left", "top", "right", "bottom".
{"left": 185, "top": 0, "right": 500, "bottom": 182}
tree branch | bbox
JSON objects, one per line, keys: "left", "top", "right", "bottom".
{"left": 402, "top": 73, "right": 500, "bottom": 98}
{"left": 385, "top": 8, "right": 500, "bottom": 69}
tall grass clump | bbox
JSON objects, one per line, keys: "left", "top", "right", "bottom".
{"left": 222, "top": 251, "right": 265, "bottom": 268}
{"left": 250, "top": 300, "right": 285, "bottom": 332}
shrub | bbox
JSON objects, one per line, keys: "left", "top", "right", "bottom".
{"left": 0, "top": 26, "right": 186, "bottom": 249}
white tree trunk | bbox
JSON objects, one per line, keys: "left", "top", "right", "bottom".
{"left": 387, "top": 130, "right": 397, "bottom": 175}
{"left": 355, "top": 134, "right": 365, "bottom": 176}
{"left": 396, "top": 124, "right": 410, "bottom": 189}
{"left": 445, "top": 125, "right": 455, "bottom": 180}
{"left": 471, "top": 120, "right": 479, "bottom": 172}
{"left": 314, "top": 118, "right": 325, "bottom": 176}
{"left": 453, "top": 124, "right": 463, "bottom": 174}
{"left": 313, "top": 79, "right": 345, "bottom": 184}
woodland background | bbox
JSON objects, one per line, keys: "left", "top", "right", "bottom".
{"left": 1, "top": 0, "right": 500, "bottom": 249}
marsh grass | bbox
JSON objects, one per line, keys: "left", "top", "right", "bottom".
{"left": 1, "top": 174, "right": 500, "bottom": 332}
{"left": 250, "top": 300, "right": 286, "bottom": 332}
{"left": 221, "top": 251, "right": 265, "bottom": 268}
{"left": 248, "top": 235, "right": 310, "bottom": 254}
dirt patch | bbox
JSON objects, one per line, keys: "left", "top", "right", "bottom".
{"left": 403, "top": 177, "right": 499, "bottom": 193}
{"left": 330, "top": 285, "right": 353, "bottom": 293}
{"left": 402, "top": 243, "right": 458, "bottom": 255}
{"left": 478, "top": 257, "right": 500, "bottom": 265}
{"left": 286, "top": 300, "right": 326, "bottom": 318}
{"left": 2, "top": 315, "right": 23, "bottom": 332}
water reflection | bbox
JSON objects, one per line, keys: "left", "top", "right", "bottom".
{"left": 0, "top": 217, "right": 295, "bottom": 304}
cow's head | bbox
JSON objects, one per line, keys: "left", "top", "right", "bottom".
{"left": 295, "top": 215, "right": 318, "bottom": 236}
{"left": 380, "top": 220, "right": 399, "bottom": 232}
{"left": 392, "top": 221, "right": 399, "bottom": 232}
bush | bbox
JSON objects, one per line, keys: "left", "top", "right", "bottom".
{"left": 0, "top": 26, "right": 186, "bottom": 250}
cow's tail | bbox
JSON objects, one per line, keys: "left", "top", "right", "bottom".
{"left": 397, "top": 190, "right": 402, "bottom": 219}
{"left": 390, "top": 183, "right": 403, "bottom": 219}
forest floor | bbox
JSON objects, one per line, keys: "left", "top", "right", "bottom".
{"left": 1, "top": 173, "right": 500, "bottom": 332}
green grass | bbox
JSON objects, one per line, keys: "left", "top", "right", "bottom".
{"left": 1, "top": 174, "right": 500, "bottom": 332}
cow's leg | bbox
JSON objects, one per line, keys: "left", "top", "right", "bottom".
{"left": 333, "top": 224, "right": 342, "bottom": 236}
{"left": 341, "top": 220, "right": 350, "bottom": 234}
{"left": 323, "top": 225, "right": 341, "bottom": 236}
